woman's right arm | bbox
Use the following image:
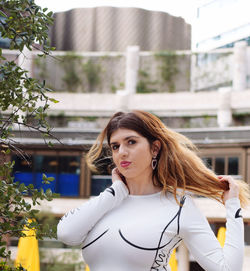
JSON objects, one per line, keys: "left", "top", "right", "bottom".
{"left": 179, "top": 176, "right": 244, "bottom": 271}
{"left": 57, "top": 180, "right": 128, "bottom": 246}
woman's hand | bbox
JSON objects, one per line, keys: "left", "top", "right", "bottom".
{"left": 111, "top": 167, "right": 126, "bottom": 184}
{"left": 218, "top": 175, "right": 239, "bottom": 203}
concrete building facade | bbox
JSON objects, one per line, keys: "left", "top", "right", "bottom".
{"left": 195, "top": 0, "right": 250, "bottom": 50}
{"left": 50, "top": 6, "right": 191, "bottom": 52}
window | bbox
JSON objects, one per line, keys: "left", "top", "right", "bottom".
{"left": 13, "top": 154, "right": 34, "bottom": 188}
{"left": 215, "top": 157, "right": 225, "bottom": 175}
{"left": 90, "top": 149, "right": 113, "bottom": 196}
{"left": 228, "top": 157, "right": 239, "bottom": 175}
{"left": 12, "top": 154, "right": 81, "bottom": 197}
{"left": 201, "top": 156, "right": 240, "bottom": 177}
{"left": 91, "top": 175, "right": 112, "bottom": 196}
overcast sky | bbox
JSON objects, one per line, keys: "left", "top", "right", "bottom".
{"left": 35, "top": 0, "right": 199, "bottom": 25}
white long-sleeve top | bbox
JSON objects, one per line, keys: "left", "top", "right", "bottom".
{"left": 57, "top": 181, "right": 244, "bottom": 271}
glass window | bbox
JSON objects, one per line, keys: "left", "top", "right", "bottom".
{"left": 228, "top": 157, "right": 239, "bottom": 175}
{"left": 58, "top": 156, "right": 80, "bottom": 196}
{"left": 12, "top": 155, "right": 34, "bottom": 187}
{"left": 34, "top": 155, "right": 58, "bottom": 193}
{"left": 59, "top": 156, "right": 80, "bottom": 174}
{"left": 35, "top": 155, "right": 58, "bottom": 173}
{"left": 201, "top": 154, "right": 240, "bottom": 176}
{"left": 202, "top": 157, "right": 212, "bottom": 169}
{"left": 215, "top": 157, "right": 225, "bottom": 175}
{"left": 91, "top": 175, "right": 112, "bottom": 196}
{"left": 13, "top": 155, "right": 33, "bottom": 173}
{"left": 12, "top": 154, "right": 81, "bottom": 197}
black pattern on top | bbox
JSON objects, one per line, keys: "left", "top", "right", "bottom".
{"left": 82, "top": 229, "right": 109, "bottom": 250}
{"left": 106, "top": 187, "right": 115, "bottom": 196}
{"left": 177, "top": 196, "right": 186, "bottom": 234}
{"left": 151, "top": 237, "right": 182, "bottom": 270}
{"left": 151, "top": 195, "right": 186, "bottom": 270}
{"left": 151, "top": 236, "right": 182, "bottom": 271}
{"left": 119, "top": 229, "right": 172, "bottom": 251}
{"left": 60, "top": 207, "right": 80, "bottom": 221}
{"left": 235, "top": 208, "right": 242, "bottom": 218}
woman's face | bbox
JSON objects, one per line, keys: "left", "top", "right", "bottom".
{"left": 110, "top": 128, "right": 155, "bottom": 181}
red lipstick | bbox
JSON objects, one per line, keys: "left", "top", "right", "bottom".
{"left": 120, "top": 161, "right": 131, "bottom": 168}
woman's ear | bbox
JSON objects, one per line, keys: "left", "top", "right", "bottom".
{"left": 151, "top": 140, "right": 161, "bottom": 156}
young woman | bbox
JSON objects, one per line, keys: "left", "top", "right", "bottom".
{"left": 57, "top": 110, "right": 249, "bottom": 271}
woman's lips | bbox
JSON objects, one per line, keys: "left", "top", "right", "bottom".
{"left": 120, "top": 161, "right": 131, "bottom": 168}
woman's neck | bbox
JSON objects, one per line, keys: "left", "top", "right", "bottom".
{"left": 126, "top": 176, "right": 161, "bottom": 195}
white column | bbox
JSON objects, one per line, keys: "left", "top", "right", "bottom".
{"left": 233, "top": 41, "right": 247, "bottom": 91}
{"left": 190, "top": 52, "right": 197, "bottom": 92}
{"left": 178, "top": 243, "right": 190, "bottom": 271}
{"left": 18, "top": 46, "right": 33, "bottom": 77}
{"left": 217, "top": 87, "right": 232, "bottom": 128}
{"left": 116, "top": 45, "right": 140, "bottom": 111}
{"left": 125, "top": 45, "right": 140, "bottom": 94}
{"left": 116, "top": 89, "right": 131, "bottom": 112}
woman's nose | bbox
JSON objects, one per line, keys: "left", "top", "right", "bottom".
{"left": 118, "top": 144, "right": 128, "bottom": 156}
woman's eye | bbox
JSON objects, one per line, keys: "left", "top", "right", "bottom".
{"left": 128, "top": 140, "right": 136, "bottom": 145}
{"left": 112, "top": 145, "right": 119, "bottom": 150}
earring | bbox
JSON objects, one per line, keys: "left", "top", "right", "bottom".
{"left": 152, "top": 156, "right": 158, "bottom": 170}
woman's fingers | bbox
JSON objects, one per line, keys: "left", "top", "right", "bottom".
{"left": 111, "top": 168, "right": 123, "bottom": 183}
{"left": 218, "top": 175, "right": 239, "bottom": 203}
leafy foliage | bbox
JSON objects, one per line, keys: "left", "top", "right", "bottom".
{"left": 59, "top": 53, "right": 82, "bottom": 92}
{"left": 0, "top": 0, "right": 59, "bottom": 268}
{"left": 0, "top": 0, "right": 53, "bottom": 52}
{"left": 0, "top": 261, "right": 26, "bottom": 271}
{"left": 82, "top": 59, "right": 102, "bottom": 92}
{"left": 155, "top": 51, "right": 179, "bottom": 93}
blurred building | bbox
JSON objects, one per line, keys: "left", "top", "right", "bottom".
{"left": 195, "top": 0, "right": 250, "bottom": 50}
{"left": 50, "top": 6, "right": 191, "bottom": 51}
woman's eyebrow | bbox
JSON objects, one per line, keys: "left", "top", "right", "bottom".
{"left": 110, "top": 135, "right": 140, "bottom": 145}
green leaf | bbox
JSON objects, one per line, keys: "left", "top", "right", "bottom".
{"left": 49, "top": 98, "right": 59, "bottom": 103}
{"left": 0, "top": 247, "right": 6, "bottom": 257}
{"left": 47, "top": 177, "right": 54, "bottom": 182}
{"left": 0, "top": 10, "right": 7, "bottom": 18}
{"left": 48, "top": 141, "right": 53, "bottom": 148}
{"left": 45, "top": 188, "right": 52, "bottom": 197}
{"left": 47, "top": 11, "right": 53, "bottom": 17}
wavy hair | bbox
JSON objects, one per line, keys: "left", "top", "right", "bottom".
{"left": 86, "top": 110, "right": 250, "bottom": 207}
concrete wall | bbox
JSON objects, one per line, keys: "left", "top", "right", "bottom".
{"left": 191, "top": 45, "right": 250, "bottom": 91}
{"left": 33, "top": 51, "right": 191, "bottom": 93}
{"left": 45, "top": 90, "right": 250, "bottom": 118}
{"left": 5, "top": 44, "right": 250, "bottom": 94}
{"left": 50, "top": 7, "right": 191, "bottom": 52}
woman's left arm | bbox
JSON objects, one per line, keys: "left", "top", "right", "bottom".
{"left": 179, "top": 177, "right": 244, "bottom": 271}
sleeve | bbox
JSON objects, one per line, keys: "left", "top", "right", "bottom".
{"left": 57, "top": 180, "right": 129, "bottom": 246}
{"left": 179, "top": 196, "right": 244, "bottom": 271}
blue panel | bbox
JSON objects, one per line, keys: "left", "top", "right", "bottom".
{"left": 14, "top": 172, "right": 33, "bottom": 186}
{"left": 35, "top": 173, "right": 57, "bottom": 193}
{"left": 58, "top": 174, "right": 79, "bottom": 196}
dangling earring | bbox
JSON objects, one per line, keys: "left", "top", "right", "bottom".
{"left": 152, "top": 156, "right": 158, "bottom": 170}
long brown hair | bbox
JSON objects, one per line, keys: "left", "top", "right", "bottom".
{"left": 86, "top": 110, "right": 250, "bottom": 207}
